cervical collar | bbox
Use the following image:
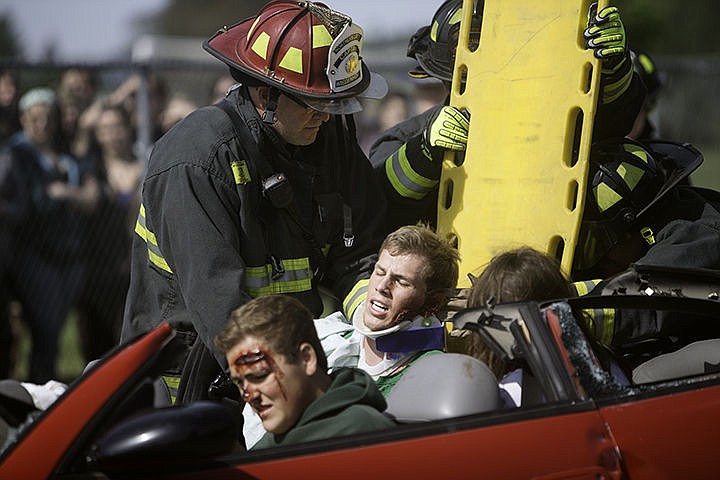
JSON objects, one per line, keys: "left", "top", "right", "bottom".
{"left": 352, "top": 301, "right": 444, "bottom": 353}
{"left": 351, "top": 302, "right": 413, "bottom": 339}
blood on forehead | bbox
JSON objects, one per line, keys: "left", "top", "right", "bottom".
{"left": 230, "top": 347, "right": 283, "bottom": 380}
{"left": 233, "top": 348, "right": 267, "bottom": 366}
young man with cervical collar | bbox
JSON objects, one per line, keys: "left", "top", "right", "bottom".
{"left": 241, "top": 224, "right": 459, "bottom": 448}
{"left": 319, "top": 224, "right": 460, "bottom": 394}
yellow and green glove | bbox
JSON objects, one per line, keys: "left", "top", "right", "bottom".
{"left": 422, "top": 105, "right": 470, "bottom": 153}
{"left": 584, "top": 4, "right": 627, "bottom": 63}
{"left": 584, "top": 3, "right": 633, "bottom": 104}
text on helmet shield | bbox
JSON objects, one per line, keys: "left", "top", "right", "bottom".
{"left": 327, "top": 22, "right": 364, "bottom": 93}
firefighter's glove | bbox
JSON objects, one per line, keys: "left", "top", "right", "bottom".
{"left": 584, "top": 4, "right": 626, "bottom": 67}
{"left": 422, "top": 106, "right": 470, "bottom": 154}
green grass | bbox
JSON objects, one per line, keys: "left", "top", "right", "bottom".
{"left": 13, "top": 310, "right": 87, "bottom": 384}
{"left": 689, "top": 145, "right": 720, "bottom": 191}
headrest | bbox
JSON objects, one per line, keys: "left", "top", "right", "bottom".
{"left": 385, "top": 353, "right": 500, "bottom": 422}
{"left": 632, "top": 338, "right": 720, "bottom": 384}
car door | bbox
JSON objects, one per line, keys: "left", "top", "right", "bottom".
{"left": 598, "top": 383, "right": 720, "bottom": 480}
{"left": 169, "top": 302, "right": 624, "bottom": 480}
{"left": 562, "top": 271, "right": 720, "bottom": 480}
{"left": 0, "top": 323, "right": 176, "bottom": 478}
{"left": 210, "top": 406, "right": 623, "bottom": 480}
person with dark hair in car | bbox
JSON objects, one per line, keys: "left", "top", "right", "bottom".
{"left": 215, "top": 295, "right": 395, "bottom": 450}
{"left": 461, "top": 247, "right": 574, "bottom": 407}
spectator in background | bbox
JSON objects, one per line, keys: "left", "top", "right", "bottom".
{"left": 209, "top": 72, "right": 237, "bottom": 105}
{"left": 357, "top": 92, "right": 411, "bottom": 156}
{"left": 0, "top": 69, "right": 21, "bottom": 377}
{"left": 121, "top": 73, "right": 168, "bottom": 153}
{"left": 71, "top": 74, "right": 135, "bottom": 160}
{"left": 75, "top": 105, "right": 142, "bottom": 364}
{"left": 159, "top": 95, "right": 198, "bottom": 135}
{"left": 410, "top": 80, "right": 447, "bottom": 117}
{"left": 72, "top": 72, "right": 168, "bottom": 161}
{"left": 0, "top": 70, "right": 21, "bottom": 144}
{"left": 2, "top": 88, "right": 99, "bottom": 382}
{"left": 56, "top": 67, "right": 99, "bottom": 157}
{"left": 57, "top": 68, "right": 98, "bottom": 112}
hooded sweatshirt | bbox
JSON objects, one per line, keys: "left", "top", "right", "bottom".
{"left": 252, "top": 367, "right": 395, "bottom": 450}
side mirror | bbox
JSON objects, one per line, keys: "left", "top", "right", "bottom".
{"left": 89, "top": 401, "right": 240, "bottom": 474}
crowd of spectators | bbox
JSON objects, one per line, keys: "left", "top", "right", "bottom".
{"left": 0, "top": 67, "right": 177, "bottom": 382}
{"left": 0, "top": 65, "right": 428, "bottom": 383}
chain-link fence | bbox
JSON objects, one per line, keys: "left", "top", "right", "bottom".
{"left": 1, "top": 50, "right": 718, "bottom": 383}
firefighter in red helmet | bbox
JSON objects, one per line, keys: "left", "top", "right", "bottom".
{"left": 121, "top": 1, "right": 389, "bottom": 405}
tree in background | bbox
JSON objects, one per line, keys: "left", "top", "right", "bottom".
{"left": 617, "top": 0, "right": 720, "bottom": 54}
{"left": 143, "top": 0, "right": 720, "bottom": 55}
{"left": 0, "top": 15, "right": 21, "bottom": 59}
{"left": 144, "top": 0, "right": 267, "bottom": 38}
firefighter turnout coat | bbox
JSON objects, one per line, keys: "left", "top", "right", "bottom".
{"left": 121, "top": 86, "right": 386, "bottom": 368}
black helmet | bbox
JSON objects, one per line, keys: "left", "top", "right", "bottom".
{"left": 407, "top": 0, "right": 484, "bottom": 82}
{"left": 573, "top": 138, "right": 703, "bottom": 272}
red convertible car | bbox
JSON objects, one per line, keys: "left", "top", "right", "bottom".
{"left": 2, "top": 264, "right": 720, "bottom": 479}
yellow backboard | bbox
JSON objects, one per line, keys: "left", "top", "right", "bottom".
{"left": 437, "top": 0, "right": 607, "bottom": 286}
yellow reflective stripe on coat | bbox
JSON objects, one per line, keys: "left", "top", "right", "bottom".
{"left": 230, "top": 159, "right": 251, "bottom": 185}
{"left": 135, "top": 204, "right": 173, "bottom": 273}
{"left": 572, "top": 279, "right": 614, "bottom": 344}
{"left": 601, "top": 61, "right": 633, "bottom": 104}
{"left": 162, "top": 374, "right": 181, "bottom": 405}
{"left": 583, "top": 307, "right": 615, "bottom": 345}
{"left": 343, "top": 278, "right": 369, "bottom": 319}
{"left": 571, "top": 279, "right": 602, "bottom": 296}
{"left": 385, "top": 143, "right": 439, "bottom": 200}
{"left": 244, "top": 258, "right": 313, "bottom": 296}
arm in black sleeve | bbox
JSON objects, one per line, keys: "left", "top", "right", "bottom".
{"left": 607, "top": 193, "right": 720, "bottom": 347}
{"left": 593, "top": 52, "right": 647, "bottom": 140}
{"left": 368, "top": 106, "right": 444, "bottom": 232}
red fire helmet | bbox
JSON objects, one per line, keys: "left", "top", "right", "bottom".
{"left": 203, "top": 1, "right": 387, "bottom": 114}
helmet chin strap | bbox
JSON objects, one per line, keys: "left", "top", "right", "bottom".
{"left": 261, "top": 87, "right": 280, "bottom": 124}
